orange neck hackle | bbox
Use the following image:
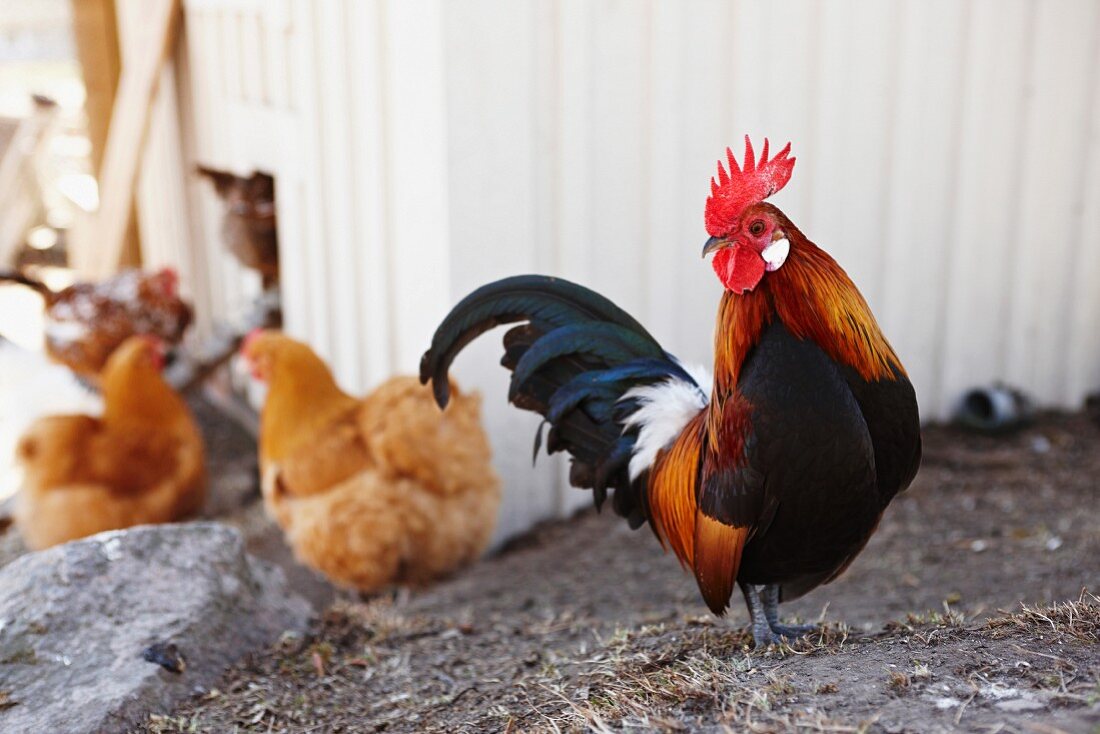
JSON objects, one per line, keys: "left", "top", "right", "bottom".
{"left": 100, "top": 336, "right": 188, "bottom": 428}
{"left": 711, "top": 217, "right": 904, "bottom": 400}
{"left": 244, "top": 331, "right": 359, "bottom": 466}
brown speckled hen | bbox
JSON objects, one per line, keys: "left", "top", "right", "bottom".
{"left": 0, "top": 268, "right": 193, "bottom": 383}
{"left": 197, "top": 167, "right": 279, "bottom": 288}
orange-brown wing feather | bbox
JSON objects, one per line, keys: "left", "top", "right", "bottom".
{"left": 649, "top": 395, "right": 760, "bottom": 615}
{"left": 646, "top": 411, "right": 705, "bottom": 570}
{"left": 692, "top": 514, "right": 749, "bottom": 614}
{"left": 275, "top": 408, "right": 372, "bottom": 498}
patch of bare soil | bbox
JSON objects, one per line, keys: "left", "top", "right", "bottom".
{"left": 132, "top": 413, "right": 1099, "bottom": 733}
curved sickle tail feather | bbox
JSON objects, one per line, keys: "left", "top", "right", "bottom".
{"left": 420, "top": 275, "right": 708, "bottom": 532}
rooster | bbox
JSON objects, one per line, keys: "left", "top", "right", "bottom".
{"left": 421, "top": 137, "right": 921, "bottom": 646}
{"left": 241, "top": 331, "right": 500, "bottom": 592}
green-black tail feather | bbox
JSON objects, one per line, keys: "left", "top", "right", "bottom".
{"left": 420, "top": 274, "right": 698, "bottom": 527}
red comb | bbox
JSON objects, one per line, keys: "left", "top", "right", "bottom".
{"left": 241, "top": 328, "right": 265, "bottom": 355}
{"left": 153, "top": 267, "right": 179, "bottom": 296}
{"left": 138, "top": 335, "right": 166, "bottom": 370}
{"left": 704, "top": 136, "right": 795, "bottom": 237}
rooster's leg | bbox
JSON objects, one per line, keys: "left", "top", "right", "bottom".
{"left": 762, "top": 584, "right": 816, "bottom": 640}
{"left": 739, "top": 582, "right": 777, "bottom": 648}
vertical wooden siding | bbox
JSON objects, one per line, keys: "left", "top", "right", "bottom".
{"left": 133, "top": 0, "right": 1100, "bottom": 538}
{"left": 444, "top": 0, "right": 1100, "bottom": 418}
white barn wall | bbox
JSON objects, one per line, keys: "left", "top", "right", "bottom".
{"left": 123, "top": 0, "right": 1100, "bottom": 539}
{"left": 440, "top": 0, "right": 1100, "bottom": 418}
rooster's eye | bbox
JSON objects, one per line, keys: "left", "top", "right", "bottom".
{"left": 749, "top": 220, "right": 766, "bottom": 236}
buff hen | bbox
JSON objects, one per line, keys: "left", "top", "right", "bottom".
{"left": 14, "top": 336, "right": 206, "bottom": 549}
{"left": 241, "top": 330, "right": 500, "bottom": 592}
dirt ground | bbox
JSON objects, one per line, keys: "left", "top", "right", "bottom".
{"left": 2, "top": 403, "right": 1097, "bottom": 732}
{"left": 124, "top": 410, "right": 1098, "bottom": 733}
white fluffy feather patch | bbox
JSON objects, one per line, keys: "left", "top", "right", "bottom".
{"left": 762, "top": 237, "right": 790, "bottom": 272}
{"left": 621, "top": 361, "right": 712, "bottom": 481}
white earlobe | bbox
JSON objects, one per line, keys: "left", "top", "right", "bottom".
{"left": 762, "top": 238, "right": 790, "bottom": 272}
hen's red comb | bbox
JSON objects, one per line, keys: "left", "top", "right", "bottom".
{"left": 152, "top": 266, "right": 179, "bottom": 296}
{"left": 704, "top": 136, "right": 795, "bottom": 237}
{"left": 241, "top": 328, "right": 265, "bottom": 355}
{"left": 137, "top": 335, "right": 166, "bottom": 370}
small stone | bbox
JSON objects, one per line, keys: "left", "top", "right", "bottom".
{"left": 995, "top": 698, "right": 1044, "bottom": 712}
{"left": 142, "top": 642, "right": 186, "bottom": 674}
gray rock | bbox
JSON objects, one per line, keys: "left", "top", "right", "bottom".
{"left": 0, "top": 522, "right": 311, "bottom": 734}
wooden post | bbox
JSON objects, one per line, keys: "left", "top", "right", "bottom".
{"left": 70, "top": 0, "right": 121, "bottom": 174}
{"left": 70, "top": 0, "right": 142, "bottom": 268}
{"left": 71, "top": 0, "right": 181, "bottom": 279}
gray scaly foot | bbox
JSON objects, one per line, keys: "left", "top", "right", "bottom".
{"left": 762, "top": 584, "right": 818, "bottom": 641}
{"left": 739, "top": 582, "right": 778, "bottom": 648}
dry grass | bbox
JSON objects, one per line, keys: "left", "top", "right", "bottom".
{"left": 519, "top": 594, "right": 1100, "bottom": 733}
{"left": 536, "top": 623, "right": 855, "bottom": 732}
{"left": 139, "top": 593, "right": 1100, "bottom": 733}
{"left": 985, "top": 589, "right": 1100, "bottom": 644}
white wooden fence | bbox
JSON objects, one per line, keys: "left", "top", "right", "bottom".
{"left": 122, "top": 0, "right": 1100, "bottom": 540}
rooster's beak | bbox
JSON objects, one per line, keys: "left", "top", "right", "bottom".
{"left": 702, "top": 237, "right": 727, "bottom": 258}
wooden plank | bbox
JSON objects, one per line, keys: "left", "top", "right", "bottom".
{"left": 443, "top": 0, "right": 536, "bottom": 293}
{"left": 385, "top": 0, "right": 451, "bottom": 375}
{"left": 442, "top": 0, "right": 559, "bottom": 538}
{"left": 531, "top": 0, "right": 583, "bottom": 518}
{"left": 0, "top": 105, "right": 57, "bottom": 264}
{"left": 135, "top": 64, "right": 189, "bottom": 274}
{"left": 238, "top": 10, "right": 263, "bottom": 105}
{"left": 1064, "top": 18, "right": 1100, "bottom": 404}
{"left": 260, "top": 1, "right": 292, "bottom": 108}
{"left": 345, "top": 0, "right": 392, "bottom": 388}
{"left": 877, "top": 0, "right": 969, "bottom": 419}
{"left": 644, "top": 0, "right": 683, "bottom": 348}
{"left": 287, "top": 0, "right": 330, "bottom": 355}
{"left": 759, "top": 0, "right": 820, "bottom": 225}
{"left": 170, "top": 7, "right": 218, "bottom": 340}
{"left": 555, "top": 0, "right": 593, "bottom": 284}
{"left": 71, "top": 0, "right": 142, "bottom": 269}
{"left": 670, "top": 0, "right": 730, "bottom": 368}
{"left": 70, "top": 0, "right": 122, "bottom": 173}
{"left": 270, "top": 2, "right": 311, "bottom": 345}
{"left": 938, "top": 0, "right": 1032, "bottom": 420}
{"left": 314, "top": 0, "right": 359, "bottom": 388}
{"left": 805, "top": 0, "right": 901, "bottom": 312}
{"left": 587, "top": 0, "right": 647, "bottom": 314}
{"left": 80, "top": 0, "right": 182, "bottom": 279}
{"left": 729, "top": 0, "right": 768, "bottom": 137}
{"left": 194, "top": 9, "right": 233, "bottom": 324}
{"left": 1004, "top": 0, "right": 1100, "bottom": 403}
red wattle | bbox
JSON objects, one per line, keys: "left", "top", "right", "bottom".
{"left": 712, "top": 244, "right": 765, "bottom": 294}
